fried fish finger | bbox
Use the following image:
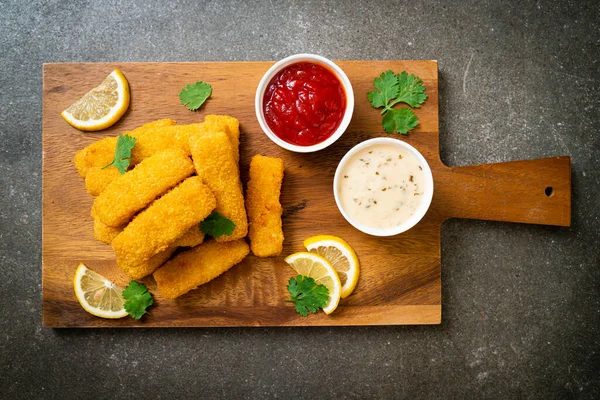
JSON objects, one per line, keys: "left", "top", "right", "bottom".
{"left": 190, "top": 130, "right": 248, "bottom": 241}
{"left": 91, "top": 206, "right": 124, "bottom": 244}
{"left": 85, "top": 166, "right": 122, "bottom": 196}
{"left": 93, "top": 148, "right": 194, "bottom": 227}
{"left": 93, "top": 216, "right": 124, "bottom": 244}
{"left": 202, "top": 115, "right": 240, "bottom": 163}
{"left": 73, "top": 119, "right": 176, "bottom": 177}
{"left": 173, "top": 226, "right": 205, "bottom": 247}
{"left": 129, "top": 123, "right": 204, "bottom": 164}
{"left": 92, "top": 203, "right": 204, "bottom": 246}
{"left": 112, "top": 176, "right": 216, "bottom": 277}
{"left": 153, "top": 239, "right": 250, "bottom": 299}
{"left": 246, "top": 155, "right": 285, "bottom": 257}
{"left": 121, "top": 246, "right": 178, "bottom": 281}
{"left": 83, "top": 123, "right": 201, "bottom": 194}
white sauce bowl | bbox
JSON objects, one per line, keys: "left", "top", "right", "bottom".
{"left": 333, "top": 137, "right": 434, "bottom": 236}
{"left": 255, "top": 53, "right": 354, "bottom": 153}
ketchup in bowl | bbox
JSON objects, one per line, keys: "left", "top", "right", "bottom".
{"left": 262, "top": 62, "right": 347, "bottom": 147}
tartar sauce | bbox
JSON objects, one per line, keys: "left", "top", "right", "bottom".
{"left": 338, "top": 144, "right": 425, "bottom": 229}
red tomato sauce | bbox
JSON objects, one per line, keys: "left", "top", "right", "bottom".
{"left": 263, "top": 62, "right": 346, "bottom": 146}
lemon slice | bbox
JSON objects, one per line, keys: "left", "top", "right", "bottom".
{"left": 304, "top": 235, "right": 360, "bottom": 298}
{"left": 284, "top": 252, "right": 342, "bottom": 314}
{"left": 73, "top": 263, "right": 128, "bottom": 318}
{"left": 61, "top": 69, "right": 130, "bottom": 131}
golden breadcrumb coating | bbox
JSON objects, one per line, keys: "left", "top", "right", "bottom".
{"left": 73, "top": 119, "right": 176, "bottom": 177}
{"left": 92, "top": 204, "right": 204, "bottom": 247}
{"left": 202, "top": 115, "right": 240, "bottom": 163}
{"left": 90, "top": 206, "right": 124, "bottom": 244}
{"left": 85, "top": 166, "right": 122, "bottom": 196}
{"left": 190, "top": 130, "right": 248, "bottom": 242}
{"left": 173, "top": 226, "right": 205, "bottom": 247}
{"left": 129, "top": 123, "right": 204, "bottom": 164}
{"left": 246, "top": 155, "right": 285, "bottom": 257}
{"left": 93, "top": 217, "right": 124, "bottom": 244}
{"left": 153, "top": 239, "right": 249, "bottom": 299}
{"left": 81, "top": 122, "right": 201, "bottom": 193}
{"left": 112, "top": 176, "right": 216, "bottom": 277}
{"left": 74, "top": 137, "right": 118, "bottom": 179}
{"left": 93, "top": 148, "right": 194, "bottom": 227}
{"left": 121, "top": 246, "right": 178, "bottom": 281}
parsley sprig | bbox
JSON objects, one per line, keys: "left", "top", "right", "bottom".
{"left": 102, "top": 133, "right": 136, "bottom": 174}
{"left": 179, "top": 81, "right": 212, "bottom": 111}
{"left": 122, "top": 281, "right": 153, "bottom": 320}
{"left": 367, "top": 70, "right": 427, "bottom": 134}
{"left": 285, "top": 275, "right": 329, "bottom": 317}
{"left": 200, "top": 211, "right": 235, "bottom": 238}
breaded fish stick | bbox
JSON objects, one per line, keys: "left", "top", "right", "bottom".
{"left": 93, "top": 216, "right": 124, "bottom": 244}
{"left": 153, "top": 239, "right": 250, "bottom": 299}
{"left": 89, "top": 119, "right": 239, "bottom": 192}
{"left": 74, "top": 119, "right": 176, "bottom": 177}
{"left": 246, "top": 155, "right": 285, "bottom": 257}
{"left": 112, "top": 176, "right": 216, "bottom": 276}
{"left": 122, "top": 246, "right": 178, "bottom": 281}
{"left": 85, "top": 166, "right": 122, "bottom": 196}
{"left": 91, "top": 206, "right": 124, "bottom": 244}
{"left": 130, "top": 117, "right": 240, "bottom": 165}
{"left": 83, "top": 123, "right": 201, "bottom": 194}
{"left": 129, "top": 123, "right": 204, "bottom": 164}
{"left": 203, "top": 115, "right": 240, "bottom": 163}
{"left": 173, "top": 226, "right": 205, "bottom": 247}
{"left": 94, "top": 148, "right": 194, "bottom": 227}
{"left": 94, "top": 217, "right": 124, "bottom": 244}
{"left": 93, "top": 212, "right": 204, "bottom": 247}
{"left": 79, "top": 116, "right": 237, "bottom": 178}
{"left": 190, "top": 131, "right": 248, "bottom": 241}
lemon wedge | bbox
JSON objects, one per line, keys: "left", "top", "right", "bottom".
{"left": 73, "top": 263, "right": 128, "bottom": 319}
{"left": 304, "top": 235, "right": 360, "bottom": 298}
{"left": 284, "top": 252, "right": 342, "bottom": 314}
{"left": 61, "top": 69, "right": 130, "bottom": 131}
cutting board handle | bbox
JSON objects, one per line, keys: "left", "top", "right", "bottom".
{"left": 435, "top": 156, "right": 571, "bottom": 226}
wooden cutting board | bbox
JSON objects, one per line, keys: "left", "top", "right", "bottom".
{"left": 42, "top": 61, "right": 571, "bottom": 327}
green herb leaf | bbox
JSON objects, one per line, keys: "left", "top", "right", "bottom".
{"left": 102, "top": 134, "right": 136, "bottom": 174}
{"left": 382, "top": 108, "right": 419, "bottom": 135}
{"left": 285, "top": 275, "right": 329, "bottom": 317}
{"left": 367, "top": 70, "right": 399, "bottom": 111}
{"left": 200, "top": 211, "right": 235, "bottom": 238}
{"left": 394, "top": 71, "right": 428, "bottom": 108}
{"left": 122, "top": 281, "right": 153, "bottom": 320}
{"left": 367, "top": 70, "right": 427, "bottom": 134}
{"left": 179, "top": 81, "right": 212, "bottom": 111}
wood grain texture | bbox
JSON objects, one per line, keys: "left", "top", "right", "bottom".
{"left": 42, "top": 61, "right": 570, "bottom": 327}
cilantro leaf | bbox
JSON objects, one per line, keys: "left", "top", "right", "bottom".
{"left": 394, "top": 71, "right": 427, "bottom": 108}
{"left": 102, "top": 133, "right": 136, "bottom": 174}
{"left": 368, "top": 70, "right": 427, "bottom": 134}
{"left": 122, "top": 281, "right": 153, "bottom": 320}
{"left": 285, "top": 275, "right": 329, "bottom": 317}
{"left": 382, "top": 108, "right": 420, "bottom": 135}
{"left": 179, "top": 81, "right": 212, "bottom": 111}
{"left": 367, "top": 70, "right": 399, "bottom": 110}
{"left": 200, "top": 211, "right": 235, "bottom": 238}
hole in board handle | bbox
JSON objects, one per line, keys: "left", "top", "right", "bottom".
{"left": 545, "top": 187, "right": 555, "bottom": 197}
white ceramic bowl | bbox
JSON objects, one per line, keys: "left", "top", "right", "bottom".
{"left": 255, "top": 53, "right": 354, "bottom": 153}
{"left": 333, "top": 137, "right": 434, "bottom": 236}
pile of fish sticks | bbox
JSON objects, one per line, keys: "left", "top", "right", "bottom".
{"left": 73, "top": 115, "right": 285, "bottom": 299}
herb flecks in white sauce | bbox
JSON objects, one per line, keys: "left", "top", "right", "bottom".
{"left": 339, "top": 144, "right": 425, "bottom": 229}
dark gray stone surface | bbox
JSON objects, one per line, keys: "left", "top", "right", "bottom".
{"left": 0, "top": 0, "right": 598, "bottom": 398}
